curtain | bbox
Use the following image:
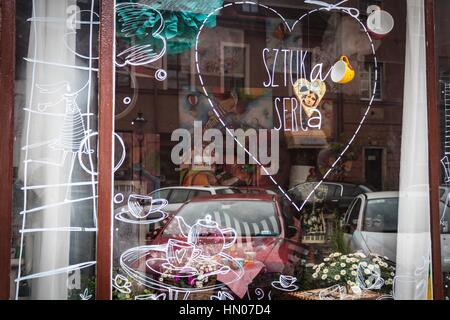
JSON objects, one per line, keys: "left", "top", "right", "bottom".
{"left": 17, "top": 0, "right": 97, "bottom": 299}
{"left": 395, "top": 0, "right": 432, "bottom": 300}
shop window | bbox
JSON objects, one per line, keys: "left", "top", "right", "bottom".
{"left": 7, "top": 0, "right": 442, "bottom": 301}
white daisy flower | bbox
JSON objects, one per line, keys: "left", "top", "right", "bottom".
{"left": 323, "top": 268, "right": 329, "bottom": 274}
{"left": 334, "top": 275, "right": 341, "bottom": 281}
{"left": 340, "top": 270, "right": 346, "bottom": 276}
{"left": 324, "top": 258, "right": 330, "bottom": 262}
{"left": 340, "top": 263, "right": 346, "bottom": 268}
{"left": 351, "top": 271, "right": 357, "bottom": 276}
{"left": 312, "top": 273, "right": 318, "bottom": 279}
{"left": 364, "top": 268, "right": 371, "bottom": 275}
{"left": 331, "top": 262, "right": 337, "bottom": 267}
{"left": 322, "top": 274, "right": 328, "bottom": 280}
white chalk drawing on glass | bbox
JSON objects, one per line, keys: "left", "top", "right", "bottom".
{"left": 254, "top": 288, "right": 271, "bottom": 300}
{"left": 304, "top": 0, "right": 360, "bottom": 18}
{"left": 319, "top": 284, "right": 351, "bottom": 300}
{"left": 271, "top": 275, "right": 299, "bottom": 292}
{"left": 355, "top": 263, "right": 385, "bottom": 291}
{"left": 15, "top": 1, "right": 99, "bottom": 300}
{"left": 114, "top": 194, "right": 169, "bottom": 225}
{"left": 210, "top": 291, "right": 234, "bottom": 300}
{"left": 194, "top": 0, "right": 378, "bottom": 213}
{"left": 119, "top": 214, "right": 244, "bottom": 300}
{"left": 112, "top": 274, "right": 132, "bottom": 294}
{"left": 115, "top": 2, "right": 166, "bottom": 69}
{"left": 31, "top": 82, "right": 93, "bottom": 201}
{"left": 79, "top": 288, "right": 93, "bottom": 301}
{"left": 135, "top": 293, "right": 166, "bottom": 300}
{"left": 114, "top": 193, "right": 125, "bottom": 204}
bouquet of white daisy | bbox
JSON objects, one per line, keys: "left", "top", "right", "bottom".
{"left": 311, "top": 252, "right": 396, "bottom": 294}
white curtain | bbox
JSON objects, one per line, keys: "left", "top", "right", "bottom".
{"left": 395, "top": 0, "right": 432, "bottom": 300}
{"left": 18, "top": 0, "right": 96, "bottom": 299}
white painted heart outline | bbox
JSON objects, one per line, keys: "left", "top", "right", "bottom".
{"left": 175, "top": 248, "right": 187, "bottom": 264}
{"left": 195, "top": 1, "right": 378, "bottom": 212}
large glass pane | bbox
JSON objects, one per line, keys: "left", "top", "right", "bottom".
{"left": 11, "top": 0, "right": 99, "bottom": 300}
{"left": 111, "top": 0, "right": 431, "bottom": 300}
{"left": 435, "top": 0, "right": 450, "bottom": 301}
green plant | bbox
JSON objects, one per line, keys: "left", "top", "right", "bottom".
{"left": 330, "top": 217, "right": 351, "bottom": 255}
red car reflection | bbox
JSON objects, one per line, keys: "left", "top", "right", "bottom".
{"left": 148, "top": 194, "right": 308, "bottom": 299}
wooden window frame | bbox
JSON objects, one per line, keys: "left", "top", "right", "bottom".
{"left": 0, "top": 0, "right": 445, "bottom": 300}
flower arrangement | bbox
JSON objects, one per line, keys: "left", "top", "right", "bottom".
{"left": 311, "top": 252, "right": 396, "bottom": 294}
{"left": 159, "top": 259, "right": 218, "bottom": 289}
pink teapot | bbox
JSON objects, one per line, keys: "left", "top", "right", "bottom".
{"left": 175, "top": 214, "right": 237, "bottom": 258}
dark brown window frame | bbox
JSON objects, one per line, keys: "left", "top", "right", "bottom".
{"left": 0, "top": 0, "right": 445, "bottom": 300}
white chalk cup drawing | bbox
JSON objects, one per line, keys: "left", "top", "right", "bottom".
{"left": 166, "top": 239, "right": 202, "bottom": 269}
{"left": 271, "top": 274, "right": 299, "bottom": 291}
{"left": 331, "top": 55, "right": 355, "bottom": 84}
{"left": 279, "top": 275, "right": 297, "bottom": 288}
{"left": 367, "top": 9, "right": 394, "bottom": 40}
{"left": 126, "top": 195, "right": 168, "bottom": 219}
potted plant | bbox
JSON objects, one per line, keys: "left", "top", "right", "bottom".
{"left": 310, "top": 251, "right": 396, "bottom": 295}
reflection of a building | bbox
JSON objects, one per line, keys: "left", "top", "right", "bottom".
{"left": 114, "top": 0, "right": 406, "bottom": 195}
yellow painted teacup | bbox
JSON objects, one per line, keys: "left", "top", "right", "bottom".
{"left": 331, "top": 56, "right": 355, "bottom": 84}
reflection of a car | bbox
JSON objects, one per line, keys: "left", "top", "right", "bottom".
{"left": 148, "top": 186, "right": 239, "bottom": 213}
{"left": 288, "top": 182, "right": 373, "bottom": 214}
{"left": 150, "top": 194, "right": 305, "bottom": 299}
{"left": 231, "top": 186, "right": 278, "bottom": 195}
{"left": 343, "top": 192, "right": 450, "bottom": 271}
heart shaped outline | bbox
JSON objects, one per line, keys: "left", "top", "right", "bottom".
{"left": 195, "top": 1, "right": 378, "bottom": 212}
{"left": 175, "top": 248, "right": 187, "bottom": 264}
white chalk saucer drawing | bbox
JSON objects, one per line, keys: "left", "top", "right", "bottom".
{"left": 115, "top": 196, "right": 169, "bottom": 225}
{"left": 271, "top": 275, "right": 299, "bottom": 292}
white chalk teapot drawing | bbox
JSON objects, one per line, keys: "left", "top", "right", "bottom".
{"left": 175, "top": 214, "right": 237, "bottom": 258}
